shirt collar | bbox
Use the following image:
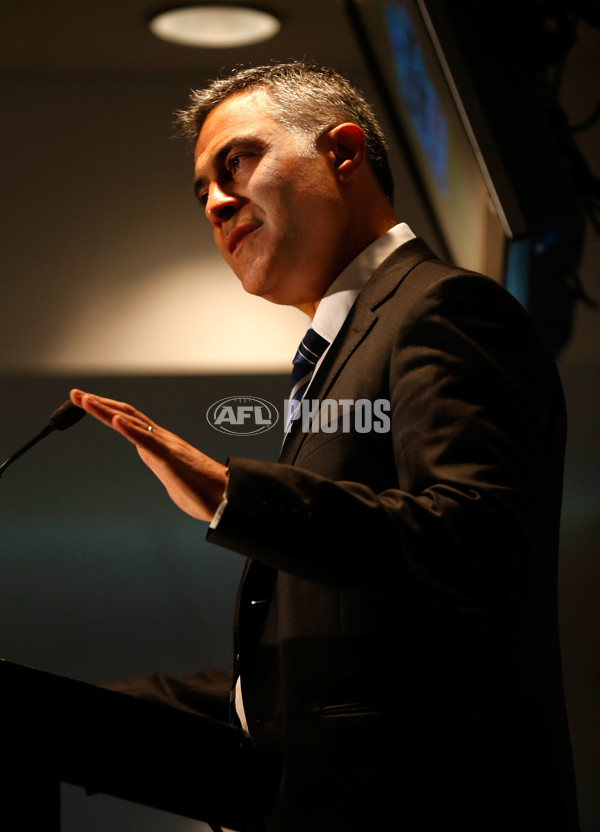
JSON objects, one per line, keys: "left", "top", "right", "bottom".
{"left": 310, "top": 222, "right": 415, "bottom": 343}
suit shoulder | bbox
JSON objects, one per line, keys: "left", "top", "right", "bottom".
{"left": 374, "top": 244, "right": 533, "bottom": 333}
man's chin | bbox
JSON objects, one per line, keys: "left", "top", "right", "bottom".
{"left": 236, "top": 268, "right": 275, "bottom": 300}
{"left": 237, "top": 268, "right": 309, "bottom": 309}
{"left": 239, "top": 274, "right": 265, "bottom": 296}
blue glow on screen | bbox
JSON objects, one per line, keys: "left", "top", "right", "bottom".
{"left": 384, "top": 1, "right": 449, "bottom": 197}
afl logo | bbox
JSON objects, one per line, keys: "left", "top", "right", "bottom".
{"left": 206, "top": 396, "right": 279, "bottom": 436}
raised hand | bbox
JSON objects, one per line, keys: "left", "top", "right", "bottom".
{"left": 70, "top": 389, "right": 228, "bottom": 522}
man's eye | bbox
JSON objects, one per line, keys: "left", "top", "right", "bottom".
{"left": 228, "top": 153, "right": 248, "bottom": 174}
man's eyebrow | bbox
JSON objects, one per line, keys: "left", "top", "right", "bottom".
{"left": 193, "top": 135, "right": 262, "bottom": 198}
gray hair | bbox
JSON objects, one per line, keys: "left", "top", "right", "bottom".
{"left": 175, "top": 62, "right": 394, "bottom": 204}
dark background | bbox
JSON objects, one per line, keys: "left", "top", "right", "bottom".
{"left": 0, "top": 2, "right": 598, "bottom": 829}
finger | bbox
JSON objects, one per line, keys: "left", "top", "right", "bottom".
{"left": 71, "top": 388, "right": 141, "bottom": 418}
{"left": 111, "top": 413, "right": 163, "bottom": 446}
{"left": 70, "top": 389, "right": 156, "bottom": 433}
{"left": 71, "top": 390, "right": 150, "bottom": 424}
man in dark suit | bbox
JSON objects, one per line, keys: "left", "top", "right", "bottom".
{"left": 70, "top": 63, "right": 579, "bottom": 830}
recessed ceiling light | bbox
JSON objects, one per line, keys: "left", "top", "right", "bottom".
{"left": 149, "top": 5, "right": 281, "bottom": 48}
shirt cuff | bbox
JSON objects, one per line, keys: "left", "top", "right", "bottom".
{"left": 208, "top": 467, "right": 229, "bottom": 529}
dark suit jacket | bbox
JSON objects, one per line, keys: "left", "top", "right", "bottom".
{"left": 207, "top": 239, "right": 579, "bottom": 831}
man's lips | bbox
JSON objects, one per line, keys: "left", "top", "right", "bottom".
{"left": 225, "top": 222, "right": 261, "bottom": 256}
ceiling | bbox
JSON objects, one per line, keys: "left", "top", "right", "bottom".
{"left": 0, "top": 0, "right": 365, "bottom": 76}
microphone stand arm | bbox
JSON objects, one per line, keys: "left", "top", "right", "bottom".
{"left": 0, "top": 425, "right": 55, "bottom": 478}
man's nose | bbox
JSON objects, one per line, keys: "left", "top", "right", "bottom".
{"left": 206, "top": 184, "right": 240, "bottom": 225}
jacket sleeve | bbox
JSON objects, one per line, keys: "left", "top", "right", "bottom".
{"left": 100, "top": 666, "right": 233, "bottom": 721}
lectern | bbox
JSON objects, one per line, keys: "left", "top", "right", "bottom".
{"left": 1, "top": 659, "right": 258, "bottom": 831}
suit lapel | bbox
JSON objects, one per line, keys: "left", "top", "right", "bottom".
{"left": 279, "top": 302, "right": 376, "bottom": 464}
{"left": 279, "top": 238, "right": 436, "bottom": 465}
{"left": 357, "top": 237, "right": 437, "bottom": 310}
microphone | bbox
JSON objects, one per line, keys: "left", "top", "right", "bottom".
{"left": 48, "top": 399, "right": 87, "bottom": 431}
{"left": 0, "top": 400, "right": 86, "bottom": 478}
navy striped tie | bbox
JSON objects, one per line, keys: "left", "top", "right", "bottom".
{"left": 286, "top": 327, "right": 330, "bottom": 428}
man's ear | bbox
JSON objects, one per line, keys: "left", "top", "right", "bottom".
{"left": 326, "top": 122, "right": 366, "bottom": 183}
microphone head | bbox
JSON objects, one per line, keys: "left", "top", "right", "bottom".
{"left": 49, "top": 400, "right": 86, "bottom": 431}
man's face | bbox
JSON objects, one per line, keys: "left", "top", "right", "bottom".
{"left": 193, "top": 89, "right": 349, "bottom": 311}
